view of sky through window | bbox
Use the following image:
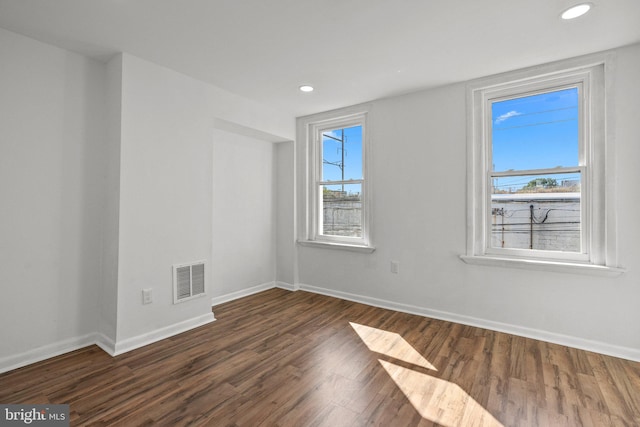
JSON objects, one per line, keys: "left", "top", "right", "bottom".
{"left": 320, "top": 125, "right": 364, "bottom": 237}
{"left": 492, "top": 88, "right": 579, "bottom": 191}
{"left": 322, "top": 125, "right": 363, "bottom": 182}
{"left": 490, "top": 87, "right": 582, "bottom": 252}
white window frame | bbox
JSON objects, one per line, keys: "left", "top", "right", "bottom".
{"left": 462, "top": 55, "right": 623, "bottom": 275}
{"left": 298, "top": 108, "right": 373, "bottom": 252}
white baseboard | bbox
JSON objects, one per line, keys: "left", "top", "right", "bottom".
{"left": 298, "top": 283, "right": 640, "bottom": 363}
{"left": 111, "top": 312, "right": 216, "bottom": 356}
{"left": 0, "top": 333, "right": 97, "bottom": 375}
{"left": 276, "top": 281, "right": 299, "bottom": 291}
{"left": 209, "top": 282, "right": 300, "bottom": 307}
{"left": 0, "top": 313, "right": 216, "bottom": 374}
{"left": 94, "top": 332, "right": 117, "bottom": 356}
{"left": 211, "top": 281, "right": 278, "bottom": 306}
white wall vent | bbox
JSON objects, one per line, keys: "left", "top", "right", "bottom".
{"left": 173, "top": 261, "right": 206, "bottom": 304}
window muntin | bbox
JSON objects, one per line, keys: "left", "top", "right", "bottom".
{"left": 487, "top": 86, "right": 586, "bottom": 257}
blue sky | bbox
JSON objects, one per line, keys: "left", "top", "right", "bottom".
{"left": 492, "top": 87, "right": 578, "bottom": 171}
{"left": 322, "top": 125, "right": 363, "bottom": 182}
{"left": 492, "top": 87, "right": 580, "bottom": 191}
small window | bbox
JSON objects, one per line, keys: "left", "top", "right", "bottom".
{"left": 319, "top": 124, "right": 364, "bottom": 238}
{"left": 464, "top": 58, "right": 619, "bottom": 272}
{"left": 299, "top": 110, "right": 372, "bottom": 250}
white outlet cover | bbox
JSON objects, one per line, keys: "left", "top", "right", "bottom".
{"left": 391, "top": 261, "right": 400, "bottom": 274}
{"left": 142, "top": 288, "right": 153, "bottom": 304}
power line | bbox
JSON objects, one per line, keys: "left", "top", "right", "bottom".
{"left": 493, "top": 117, "right": 577, "bottom": 132}
{"left": 494, "top": 105, "right": 577, "bottom": 121}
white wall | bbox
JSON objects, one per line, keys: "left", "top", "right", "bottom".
{"left": 0, "top": 27, "right": 295, "bottom": 368}
{"left": 275, "top": 141, "right": 295, "bottom": 286}
{"left": 0, "top": 28, "right": 105, "bottom": 362}
{"left": 113, "top": 53, "right": 215, "bottom": 345}
{"left": 99, "top": 54, "right": 123, "bottom": 344}
{"left": 295, "top": 44, "right": 640, "bottom": 360}
{"left": 212, "top": 130, "right": 276, "bottom": 296}
{"left": 112, "top": 54, "right": 294, "bottom": 348}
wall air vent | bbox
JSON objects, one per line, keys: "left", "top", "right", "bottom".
{"left": 173, "top": 261, "right": 206, "bottom": 304}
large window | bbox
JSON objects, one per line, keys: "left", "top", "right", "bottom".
{"left": 300, "top": 110, "right": 372, "bottom": 250}
{"left": 464, "top": 59, "right": 620, "bottom": 273}
{"left": 489, "top": 86, "right": 584, "bottom": 258}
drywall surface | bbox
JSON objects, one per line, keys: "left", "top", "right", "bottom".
{"left": 99, "top": 53, "right": 123, "bottom": 344}
{"left": 115, "top": 53, "right": 216, "bottom": 342}
{"left": 0, "top": 34, "right": 294, "bottom": 363}
{"left": 212, "top": 130, "right": 276, "bottom": 296}
{"left": 114, "top": 53, "right": 294, "bottom": 344}
{"left": 295, "top": 44, "right": 640, "bottom": 358}
{"left": 275, "top": 141, "right": 295, "bottom": 285}
{"left": 0, "top": 28, "right": 105, "bottom": 359}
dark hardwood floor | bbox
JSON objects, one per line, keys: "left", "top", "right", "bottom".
{"left": 1, "top": 288, "right": 639, "bottom": 426}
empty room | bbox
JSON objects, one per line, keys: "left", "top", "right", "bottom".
{"left": 0, "top": 1, "right": 639, "bottom": 426}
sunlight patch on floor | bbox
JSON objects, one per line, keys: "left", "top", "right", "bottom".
{"left": 349, "top": 322, "right": 502, "bottom": 426}
{"left": 349, "top": 322, "right": 437, "bottom": 370}
{"left": 379, "top": 360, "right": 503, "bottom": 427}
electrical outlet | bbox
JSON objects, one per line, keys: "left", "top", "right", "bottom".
{"left": 142, "top": 288, "right": 153, "bottom": 305}
{"left": 391, "top": 260, "right": 400, "bottom": 274}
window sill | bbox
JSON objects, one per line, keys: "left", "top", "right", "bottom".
{"left": 459, "top": 255, "right": 625, "bottom": 277}
{"left": 297, "top": 240, "right": 376, "bottom": 253}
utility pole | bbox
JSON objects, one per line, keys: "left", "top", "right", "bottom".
{"left": 500, "top": 207, "right": 505, "bottom": 248}
{"left": 322, "top": 129, "right": 346, "bottom": 192}
{"left": 529, "top": 204, "right": 534, "bottom": 250}
{"left": 340, "top": 128, "right": 344, "bottom": 191}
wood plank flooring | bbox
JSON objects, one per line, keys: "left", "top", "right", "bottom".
{"left": 1, "top": 288, "right": 638, "bottom": 426}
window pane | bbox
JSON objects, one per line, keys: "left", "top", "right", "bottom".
{"left": 322, "top": 125, "right": 362, "bottom": 181}
{"left": 492, "top": 88, "right": 578, "bottom": 172}
{"left": 490, "top": 172, "right": 581, "bottom": 252}
{"left": 321, "top": 183, "right": 362, "bottom": 237}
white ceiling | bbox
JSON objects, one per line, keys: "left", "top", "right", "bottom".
{"left": 0, "top": 0, "right": 639, "bottom": 117}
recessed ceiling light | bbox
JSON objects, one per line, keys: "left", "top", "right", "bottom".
{"left": 561, "top": 3, "right": 591, "bottom": 20}
{"left": 299, "top": 85, "right": 314, "bottom": 92}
